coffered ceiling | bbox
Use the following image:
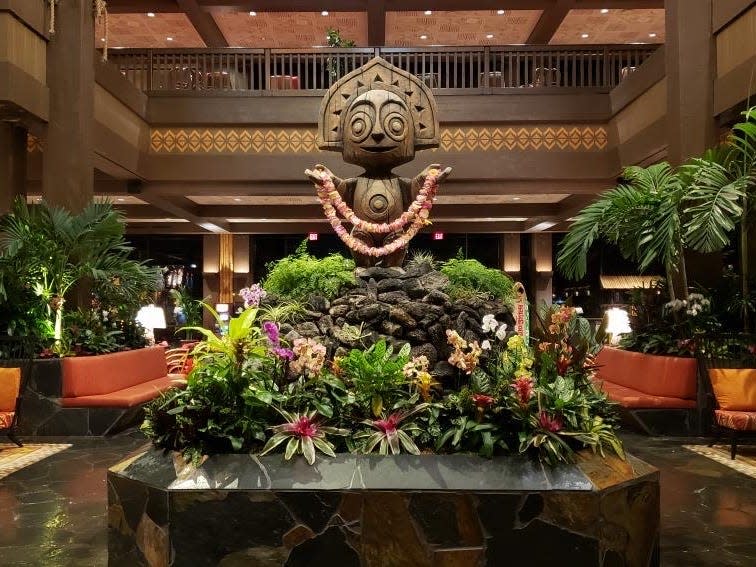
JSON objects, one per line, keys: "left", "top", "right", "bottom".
{"left": 551, "top": 9, "right": 665, "bottom": 44}
{"left": 102, "top": 2, "right": 665, "bottom": 48}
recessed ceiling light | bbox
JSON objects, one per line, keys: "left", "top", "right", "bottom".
{"left": 101, "top": 37, "right": 105, "bottom": 42}
{"left": 117, "top": 197, "right": 125, "bottom": 202}
{"left": 497, "top": 9, "right": 505, "bottom": 15}
{"left": 249, "top": 11, "right": 257, "bottom": 16}
{"left": 234, "top": 198, "right": 242, "bottom": 202}
{"left": 581, "top": 33, "right": 589, "bottom": 38}
{"left": 147, "top": 12, "right": 155, "bottom": 17}
{"left": 486, "top": 34, "right": 494, "bottom": 39}
{"left": 166, "top": 37, "right": 173, "bottom": 41}
{"left": 649, "top": 32, "right": 657, "bottom": 38}
{"left": 512, "top": 197, "right": 521, "bottom": 201}
{"left": 321, "top": 10, "right": 329, "bottom": 16}
{"left": 420, "top": 34, "right": 428, "bottom": 40}
{"left": 600, "top": 9, "right": 609, "bottom": 14}
{"left": 424, "top": 10, "right": 432, "bottom": 15}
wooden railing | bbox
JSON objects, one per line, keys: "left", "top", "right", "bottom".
{"left": 107, "top": 45, "right": 659, "bottom": 95}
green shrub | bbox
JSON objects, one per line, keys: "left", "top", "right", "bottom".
{"left": 440, "top": 258, "right": 516, "bottom": 304}
{"left": 262, "top": 241, "right": 355, "bottom": 300}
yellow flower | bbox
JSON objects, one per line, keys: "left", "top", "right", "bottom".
{"left": 414, "top": 371, "right": 439, "bottom": 401}
{"left": 507, "top": 335, "right": 524, "bottom": 350}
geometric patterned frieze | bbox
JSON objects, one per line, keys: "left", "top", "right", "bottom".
{"left": 149, "top": 125, "right": 608, "bottom": 154}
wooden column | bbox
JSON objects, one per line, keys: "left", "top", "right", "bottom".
{"left": 0, "top": 124, "right": 27, "bottom": 214}
{"left": 202, "top": 234, "right": 220, "bottom": 327}
{"left": 532, "top": 233, "right": 553, "bottom": 306}
{"left": 665, "top": 0, "right": 717, "bottom": 165}
{"left": 41, "top": 0, "right": 94, "bottom": 211}
{"left": 499, "top": 234, "right": 521, "bottom": 279}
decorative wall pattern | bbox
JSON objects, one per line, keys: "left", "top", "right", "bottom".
{"left": 27, "top": 134, "right": 43, "bottom": 153}
{"left": 150, "top": 125, "right": 608, "bottom": 154}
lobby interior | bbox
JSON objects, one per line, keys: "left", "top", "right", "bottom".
{"left": 1, "top": 1, "right": 756, "bottom": 566}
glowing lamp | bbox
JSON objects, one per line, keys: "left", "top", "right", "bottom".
{"left": 604, "top": 307, "right": 631, "bottom": 344}
{"left": 135, "top": 304, "right": 166, "bottom": 345}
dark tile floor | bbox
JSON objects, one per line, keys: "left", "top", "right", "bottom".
{"left": 0, "top": 431, "right": 754, "bottom": 566}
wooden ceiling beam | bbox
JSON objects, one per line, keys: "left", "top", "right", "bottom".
{"left": 367, "top": 0, "right": 386, "bottom": 46}
{"left": 176, "top": 0, "right": 229, "bottom": 47}
{"left": 527, "top": 0, "right": 572, "bottom": 45}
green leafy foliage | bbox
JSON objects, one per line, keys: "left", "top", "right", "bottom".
{"left": 0, "top": 197, "right": 162, "bottom": 349}
{"left": 440, "top": 258, "right": 516, "bottom": 304}
{"left": 143, "top": 304, "right": 623, "bottom": 467}
{"left": 261, "top": 240, "right": 355, "bottom": 301}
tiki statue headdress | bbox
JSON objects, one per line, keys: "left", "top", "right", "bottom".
{"left": 306, "top": 57, "right": 451, "bottom": 268}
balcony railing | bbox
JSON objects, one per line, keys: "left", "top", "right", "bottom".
{"left": 107, "top": 45, "right": 659, "bottom": 95}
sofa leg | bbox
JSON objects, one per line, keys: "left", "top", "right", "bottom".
{"left": 7, "top": 430, "right": 23, "bottom": 448}
{"left": 708, "top": 426, "right": 721, "bottom": 448}
{"left": 730, "top": 430, "right": 738, "bottom": 460}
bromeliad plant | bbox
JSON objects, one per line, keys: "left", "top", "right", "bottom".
{"left": 143, "top": 298, "right": 624, "bottom": 466}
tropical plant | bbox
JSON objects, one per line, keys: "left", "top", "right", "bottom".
{"left": 262, "top": 240, "right": 355, "bottom": 301}
{"left": 558, "top": 163, "right": 691, "bottom": 301}
{"left": 260, "top": 409, "right": 348, "bottom": 465}
{"left": 338, "top": 340, "right": 411, "bottom": 417}
{"left": 169, "top": 287, "right": 202, "bottom": 327}
{"left": 326, "top": 28, "right": 356, "bottom": 79}
{"left": 0, "top": 197, "right": 162, "bottom": 343}
{"left": 679, "top": 106, "right": 756, "bottom": 330}
{"left": 405, "top": 250, "right": 438, "bottom": 272}
{"left": 440, "top": 256, "right": 516, "bottom": 303}
{"left": 355, "top": 403, "right": 429, "bottom": 455}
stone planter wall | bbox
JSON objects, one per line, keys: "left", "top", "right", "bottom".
{"left": 108, "top": 451, "right": 660, "bottom": 567}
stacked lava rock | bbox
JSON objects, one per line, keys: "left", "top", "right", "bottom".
{"left": 275, "top": 264, "right": 514, "bottom": 381}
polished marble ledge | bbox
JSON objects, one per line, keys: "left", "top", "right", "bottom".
{"left": 110, "top": 448, "right": 657, "bottom": 493}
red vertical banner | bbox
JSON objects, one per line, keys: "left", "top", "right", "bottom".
{"left": 514, "top": 282, "right": 529, "bottom": 343}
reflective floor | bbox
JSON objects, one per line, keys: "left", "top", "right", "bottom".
{"left": 0, "top": 431, "right": 754, "bottom": 566}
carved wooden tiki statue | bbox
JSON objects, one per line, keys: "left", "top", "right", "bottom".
{"left": 306, "top": 57, "right": 451, "bottom": 267}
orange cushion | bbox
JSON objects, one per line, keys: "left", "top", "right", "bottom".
{"left": 0, "top": 411, "right": 13, "bottom": 429}
{"left": 61, "top": 375, "right": 186, "bottom": 408}
{"left": 595, "top": 347, "right": 697, "bottom": 400}
{"left": 595, "top": 379, "right": 696, "bottom": 409}
{"left": 709, "top": 368, "right": 756, "bottom": 411}
{"left": 714, "top": 409, "right": 756, "bottom": 431}
{"left": 0, "top": 368, "right": 21, "bottom": 412}
{"left": 61, "top": 346, "right": 168, "bottom": 398}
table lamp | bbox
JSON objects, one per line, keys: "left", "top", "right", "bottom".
{"left": 136, "top": 304, "right": 167, "bottom": 345}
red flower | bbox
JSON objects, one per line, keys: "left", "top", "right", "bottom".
{"left": 556, "top": 354, "right": 572, "bottom": 376}
{"left": 538, "top": 411, "right": 563, "bottom": 433}
{"left": 285, "top": 415, "right": 319, "bottom": 438}
{"left": 374, "top": 414, "right": 401, "bottom": 435}
{"left": 512, "top": 376, "right": 534, "bottom": 405}
{"left": 472, "top": 393, "right": 495, "bottom": 409}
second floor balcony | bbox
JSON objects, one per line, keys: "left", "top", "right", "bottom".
{"left": 107, "top": 44, "right": 659, "bottom": 96}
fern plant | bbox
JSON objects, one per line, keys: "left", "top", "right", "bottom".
{"left": 440, "top": 258, "right": 516, "bottom": 304}
{"left": 262, "top": 240, "right": 355, "bottom": 300}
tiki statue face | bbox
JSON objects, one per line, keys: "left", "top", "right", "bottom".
{"left": 342, "top": 90, "right": 415, "bottom": 170}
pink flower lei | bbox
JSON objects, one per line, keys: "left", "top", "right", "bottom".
{"left": 311, "top": 170, "right": 440, "bottom": 258}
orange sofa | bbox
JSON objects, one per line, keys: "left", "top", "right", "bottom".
{"left": 60, "top": 346, "right": 186, "bottom": 408}
{"left": 593, "top": 347, "right": 698, "bottom": 409}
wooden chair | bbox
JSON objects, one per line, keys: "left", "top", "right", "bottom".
{"left": 165, "top": 346, "right": 193, "bottom": 375}
{"left": 0, "top": 337, "right": 35, "bottom": 447}
{"left": 698, "top": 336, "right": 756, "bottom": 458}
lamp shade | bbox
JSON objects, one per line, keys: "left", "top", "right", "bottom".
{"left": 605, "top": 307, "right": 631, "bottom": 343}
{"left": 135, "top": 304, "right": 167, "bottom": 330}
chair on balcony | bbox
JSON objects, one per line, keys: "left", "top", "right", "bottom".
{"left": 533, "top": 67, "right": 561, "bottom": 87}
{"left": 479, "top": 71, "right": 505, "bottom": 87}
{"left": 269, "top": 75, "right": 300, "bottom": 90}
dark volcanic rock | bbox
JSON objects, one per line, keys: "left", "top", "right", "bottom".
{"left": 406, "top": 329, "right": 429, "bottom": 343}
{"left": 329, "top": 304, "right": 350, "bottom": 318}
{"left": 410, "top": 343, "right": 438, "bottom": 365}
{"left": 432, "top": 361, "right": 455, "bottom": 382}
{"left": 317, "top": 315, "right": 334, "bottom": 335}
{"left": 297, "top": 322, "right": 321, "bottom": 338}
{"left": 377, "top": 278, "right": 403, "bottom": 292}
{"left": 389, "top": 307, "right": 417, "bottom": 329}
{"left": 380, "top": 320, "right": 403, "bottom": 337}
{"left": 355, "top": 267, "right": 406, "bottom": 280}
{"left": 418, "top": 271, "right": 449, "bottom": 291}
{"left": 377, "top": 291, "right": 410, "bottom": 304}
{"left": 308, "top": 294, "right": 331, "bottom": 313}
{"left": 424, "top": 289, "right": 451, "bottom": 305}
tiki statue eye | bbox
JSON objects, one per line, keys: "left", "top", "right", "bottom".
{"left": 384, "top": 112, "right": 407, "bottom": 141}
{"left": 349, "top": 112, "right": 372, "bottom": 142}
